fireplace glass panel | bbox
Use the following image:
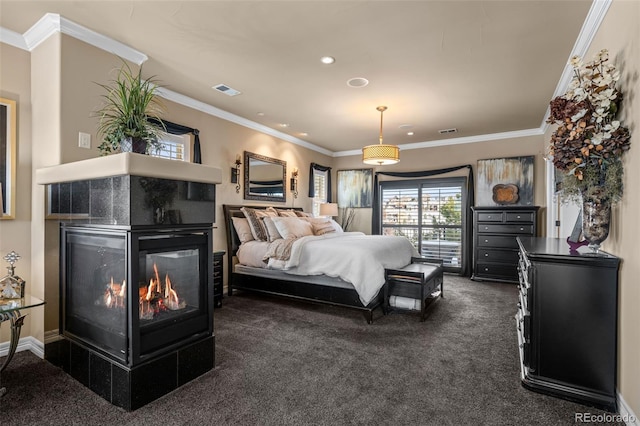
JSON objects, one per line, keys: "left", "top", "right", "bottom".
{"left": 64, "top": 232, "right": 127, "bottom": 361}
{"left": 138, "top": 248, "right": 201, "bottom": 327}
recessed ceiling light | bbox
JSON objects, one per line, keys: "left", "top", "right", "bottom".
{"left": 407, "top": 132, "right": 414, "bottom": 136}
{"left": 320, "top": 56, "right": 335, "bottom": 65}
{"left": 257, "top": 112, "right": 265, "bottom": 116}
{"left": 347, "top": 77, "right": 369, "bottom": 88}
{"left": 280, "top": 123, "right": 290, "bottom": 128}
{"left": 399, "top": 124, "right": 413, "bottom": 130}
{"left": 300, "top": 132, "right": 308, "bottom": 136}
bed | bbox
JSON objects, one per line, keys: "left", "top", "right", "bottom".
{"left": 223, "top": 204, "right": 419, "bottom": 323}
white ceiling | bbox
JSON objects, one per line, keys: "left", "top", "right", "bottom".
{"left": 0, "top": 1, "right": 595, "bottom": 155}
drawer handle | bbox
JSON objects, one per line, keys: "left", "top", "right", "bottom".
{"left": 484, "top": 239, "right": 489, "bottom": 243}
{"left": 487, "top": 215, "right": 492, "bottom": 219}
{"left": 520, "top": 227, "right": 524, "bottom": 231}
{"left": 484, "top": 253, "right": 489, "bottom": 257}
{"left": 484, "top": 226, "right": 489, "bottom": 230}
{"left": 516, "top": 215, "right": 521, "bottom": 219}
{"left": 484, "top": 267, "right": 489, "bottom": 271}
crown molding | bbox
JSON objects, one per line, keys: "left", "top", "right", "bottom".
{"left": 0, "top": 27, "right": 28, "bottom": 50}
{"left": 156, "top": 87, "right": 334, "bottom": 157}
{"left": 22, "top": 13, "right": 147, "bottom": 64}
{"left": 333, "top": 128, "right": 544, "bottom": 158}
{"left": 539, "top": 0, "right": 612, "bottom": 130}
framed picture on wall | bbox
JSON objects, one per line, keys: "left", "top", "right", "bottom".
{"left": 476, "top": 156, "right": 535, "bottom": 206}
{"left": 337, "top": 168, "right": 373, "bottom": 208}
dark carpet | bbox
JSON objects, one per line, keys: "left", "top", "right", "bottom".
{"left": 0, "top": 276, "right": 621, "bottom": 425}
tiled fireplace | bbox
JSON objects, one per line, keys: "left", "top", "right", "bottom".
{"left": 36, "top": 154, "right": 222, "bottom": 410}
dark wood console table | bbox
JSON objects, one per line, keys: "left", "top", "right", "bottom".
{"left": 0, "top": 295, "right": 45, "bottom": 398}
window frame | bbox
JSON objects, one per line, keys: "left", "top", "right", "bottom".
{"left": 379, "top": 176, "right": 467, "bottom": 273}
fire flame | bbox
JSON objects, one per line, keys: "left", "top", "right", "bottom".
{"left": 106, "top": 263, "right": 185, "bottom": 318}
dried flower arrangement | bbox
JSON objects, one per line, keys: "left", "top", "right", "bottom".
{"left": 547, "top": 49, "right": 631, "bottom": 203}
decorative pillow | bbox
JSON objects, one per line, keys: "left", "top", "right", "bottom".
{"left": 311, "top": 219, "right": 336, "bottom": 236}
{"left": 265, "top": 206, "right": 279, "bottom": 216}
{"left": 276, "top": 208, "right": 299, "bottom": 217}
{"left": 231, "top": 217, "right": 255, "bottom": 243}
{"left": 241, "top": 207, "right": 276, "bottom": 241}
{"left": 262, "top": 216, "right": 283, "bottom": 242}
{"left": 271, "top": 216, "right": 314, "bottom": 239}
{"left": 294, "top": 211, "right": 312, "bottom": 218}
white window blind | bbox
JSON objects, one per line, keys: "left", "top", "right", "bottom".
{"left": 381, "top": 178, "right": 464, "bottom": 269}
{"left": 312, "top": 169, "right": 328, "bottom": 217}
{"left": 149, "top": 133, "right": 190, "bottom": 162}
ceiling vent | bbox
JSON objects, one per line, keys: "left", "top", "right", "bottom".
{"left": 212, "top": 84, "right": 241, "bottom": 96}
{"left": 438, "top": 128, "right": 458, "bottom": 134}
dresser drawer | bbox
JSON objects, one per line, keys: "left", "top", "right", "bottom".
{"left": 477, "top": 212, "right": 503, "bottom": 222}
{"left": 477, "top": 249, "right": 519, "bottom": 263}
{"left": 477, "top": 235, "right": 519, "bottom": 249}
{"left": 477, "top": 224, "right": 533, "bottom": 234}
{"left": 475, "top": 262, "right": 518, "bottom": 280}
{"left": 506, "top": 212, "right": 534, "bottom": 222}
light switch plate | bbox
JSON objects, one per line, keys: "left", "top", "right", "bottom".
{"left": 78, "top": 132, "right": 91, "bottom": 149}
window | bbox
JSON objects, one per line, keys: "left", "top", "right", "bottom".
{"left": 380, "top": 177, "right": 465, "bottom": 271}
{"left": 312, "top": 169, "right": 328, "bottom": 217}
{"left": 149, "top": 133, "right": 191, "bottom": 162}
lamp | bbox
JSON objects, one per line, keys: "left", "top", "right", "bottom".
{"left": 231, "top": 154, "right": 242, "bottom": 193}
{"left": 319, "top": 203, "right": 338, "bottom": 218}
{"left": 362, "top": 106, "right": 400, "bottom": 165}
{"left": 290, "top": 167, "right": 299, "bottom": 198}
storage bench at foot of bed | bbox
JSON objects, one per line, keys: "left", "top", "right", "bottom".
{"left": 383, "top": 257, "right": 444, "bottom": 321}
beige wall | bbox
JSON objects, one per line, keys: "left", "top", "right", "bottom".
{"left": 333, "top": 135, "right": 547, "bottom": 234}
{"left": 0, "top": 42, "right": 34, "bottom": 342}
{"left": 585, "top": 0, "right": 639, "bottom": 416}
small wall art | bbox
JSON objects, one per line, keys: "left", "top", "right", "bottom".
{"left": 337, "top": 168, "right": 373, "bottom": 208}
{"left": 476, "top": 156, "right": 534, "bottom": 206}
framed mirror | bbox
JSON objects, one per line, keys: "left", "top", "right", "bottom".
{"left": 1, "top": 97, "right": 16, "bottom": 219}
{"left": 244, "top": 151, "right": 286, "bottom": 203}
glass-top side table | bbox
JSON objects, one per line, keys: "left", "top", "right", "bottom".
{"left": 0, "top": 295, "right": 45, "bottom": 398}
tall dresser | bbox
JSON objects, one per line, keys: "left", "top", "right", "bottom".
{"left": 471, "top": 206, "right": 539, "bottom": 283}
{"left": 516, "top": 237, "right": 619, "bottom": 412}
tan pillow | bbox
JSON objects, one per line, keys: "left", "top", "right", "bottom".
{"left": 294, "top": 211, "right": 312, "bottom": 218}
{"left": 241, "top": 207, "right": 274, "bottom": 241}
{"left": 262, "top": 216, "right": 283, "bottom": 242}
{"left": 312, "top": 220, "right": 336, "bottom": 236}
{"left": 271, "top": 216, "right": 314, "bottom": 239}
{"left": 276, "top": 208, "right": 299, "bottom": 217}
{"left": 231, "top": 217, "right": 254, "bottom": 243}
{"left": 305, "top": 217, "right": 338, "bottom": 236}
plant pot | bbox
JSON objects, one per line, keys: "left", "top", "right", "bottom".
{"left": 120, "top": 137, "right": 148, "bottom": 154}
{"left": 581, "top": 187, "right": 611, "bottom": 253}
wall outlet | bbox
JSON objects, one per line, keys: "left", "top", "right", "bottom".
{"left": 78, "top": 132, "right": 91, "bottom": 149}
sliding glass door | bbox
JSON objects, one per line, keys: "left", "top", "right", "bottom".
{"left": 380, "top": 177, "right": 466, "bottom": 272}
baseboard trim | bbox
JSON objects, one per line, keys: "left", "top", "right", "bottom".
{"left": 0, "top": 336, "right": 45, "bottom": 359}
{"left": 619, "top": 392, "right": 639, "bottom": 426}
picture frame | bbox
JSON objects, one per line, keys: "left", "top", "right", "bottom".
{"left": 337, "top": 168, "right": 373, "bottom": 208}
{"left": 0, "top": 97, "right": 16, "bottom": 219}
{"left": 476, "top": 156, "right": 534, "bottom": 207}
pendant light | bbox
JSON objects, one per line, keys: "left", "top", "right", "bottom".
{"left": 362, "top": 106, "right": 400, "bottom": 165}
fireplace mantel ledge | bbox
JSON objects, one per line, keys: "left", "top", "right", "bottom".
{"left": 35, "top": 153, "right": 222, "bottom": 185}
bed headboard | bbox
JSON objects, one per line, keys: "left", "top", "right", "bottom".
{"left": 222, "top": 204, "right": 304, "bottom": 275}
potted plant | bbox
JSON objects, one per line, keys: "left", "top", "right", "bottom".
{"left": 95, "top": 61, "right": 166, "bottom": 155}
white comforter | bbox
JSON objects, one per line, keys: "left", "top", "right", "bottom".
{"left": 269, "top": 232, "right": 419, "bottom": 306}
